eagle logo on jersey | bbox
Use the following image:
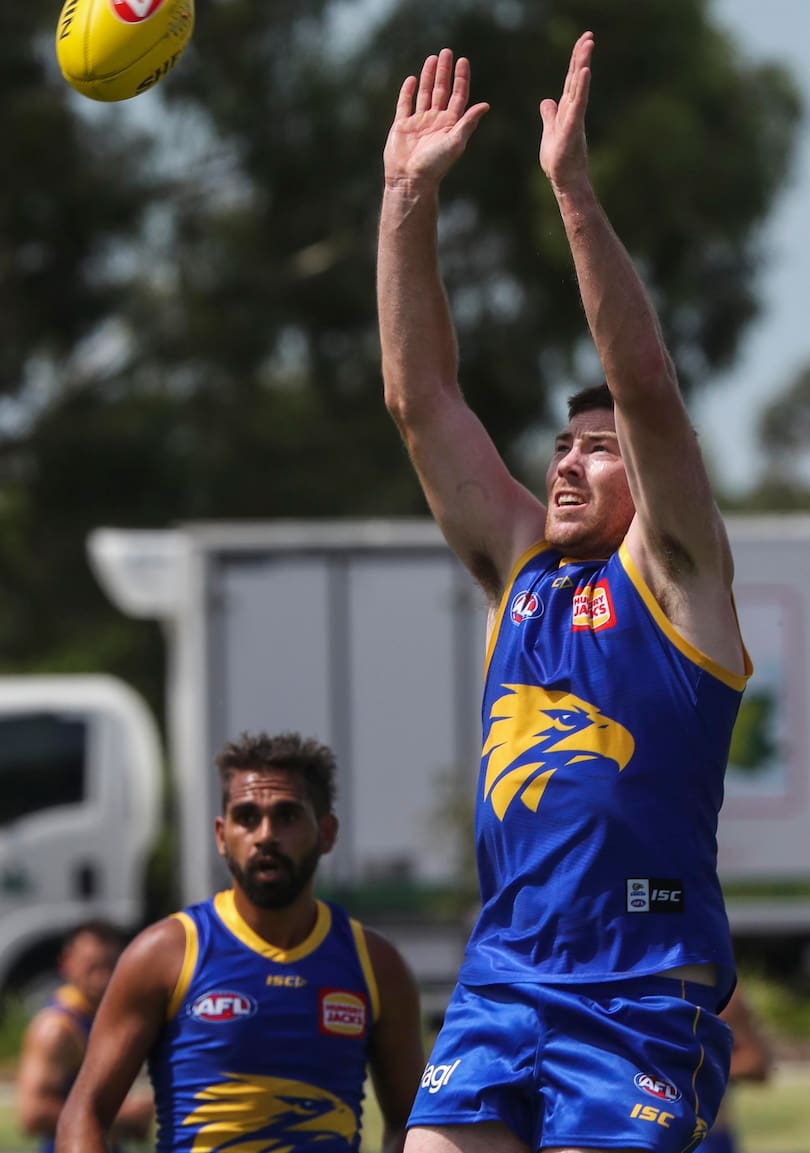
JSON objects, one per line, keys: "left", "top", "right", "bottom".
{"left": 482, "top": 684, "right": 635, "bottom": 819}
{"left": 685, "top": 1117, "right": 709, "bottom": 1152}
{"left": 182, "top": 1072, "right": 358, "bottom": 1152}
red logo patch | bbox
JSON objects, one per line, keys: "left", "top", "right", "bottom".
{"left": 319, "top": 989, "right": 368, "bottom": 1038}
{"left": 633, "top": 1072, "right": 681, "bottom": 1102}
{"left": 111, "top": 0, "right": 167, "bottom": 22}
{"left": 572, "top": 580, "right": 616, "bottom": 631}
{"left": 510, "top": 591, "right": 542, "bottom": 624}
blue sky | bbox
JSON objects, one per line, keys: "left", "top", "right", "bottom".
{"left": 695, "top": 0, "right": 810, "bottom": 494}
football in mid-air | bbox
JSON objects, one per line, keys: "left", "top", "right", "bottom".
{"left": 56, "top": 0, "right": 195, "bottom": 103}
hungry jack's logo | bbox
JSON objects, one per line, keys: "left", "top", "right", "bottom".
{"left": 319, "top": 990, "right": 367, "bottom": 1038}
{"left": 482, "top": 684, "right": 635, "bottom": 819}
{"left": 572, "top": 579, "right": 616, "bottom": 631}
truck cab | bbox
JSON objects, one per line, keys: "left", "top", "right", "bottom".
{"left": 0, "top": 675, "right": 162, "bottom": 1003}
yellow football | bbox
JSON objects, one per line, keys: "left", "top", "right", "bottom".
{"left": 56, "top": 0, "right": 194, "bottom": 102}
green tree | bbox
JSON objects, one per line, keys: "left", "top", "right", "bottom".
{"left": 0, "top": 0, "right": 803, "bottom": 702}
{"left": 741, "top": 362, "right": 810, "bottom": 508}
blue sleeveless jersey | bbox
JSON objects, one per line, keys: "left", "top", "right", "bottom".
{"left": 39, "top": 985, "right": 95, "bottom": 1153}
{"left": 148, "top": 891, "right": 379, "bottom": 1153}
{"left": 458, "top": 540, "right": 750, "bottom": 1004}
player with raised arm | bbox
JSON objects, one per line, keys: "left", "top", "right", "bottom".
{"left": 378, "top": 32, "right": 750, "bottom": 1153}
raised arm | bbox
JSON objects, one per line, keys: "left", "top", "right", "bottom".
{"left": 55, "top": 918, "right": 184, "bottom": 1153}
{"left": 363, "top": 929, "right": 425, "bottom": 1153}
{"left": 539, "top": 33, "right": 743, "bottom": 667}
{"left": 378, "top": 49, "right": 546, "bottom": 600}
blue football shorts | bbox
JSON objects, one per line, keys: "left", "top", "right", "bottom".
{"left": 695, "top": 1127, "right": 736, "bottom": 1153}
{"left": 408, "top": 976, "right": 733, "bottom": 1152}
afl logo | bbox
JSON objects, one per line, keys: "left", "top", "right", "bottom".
{"left": 633, "top": 1073, "right": 681, "bottom": 1102}
{"left": 111, "top": 0, "right": 167, "bottom": 22}
{"left": 189, "top": 990, "right": 257, "bottom": 1023}
{"left": 510, "top": 590, "right": 542, "bottom": 625}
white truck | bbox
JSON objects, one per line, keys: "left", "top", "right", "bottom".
{"left": 0, "top": 674, "right": 162, "bottom": 1001}
{"left": 3, "top": 515, "right": 810, "bottom": 1003}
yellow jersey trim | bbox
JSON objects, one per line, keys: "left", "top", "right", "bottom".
{"left": 618, "top": 541, "right": 751, "bottom": 691}
{"left": 214, "top": 889, "right": 332, "bottom": 961}
{"left": 167, "top": 911, "right": 198, "bottom": 1021}
{"left": 485, "top": 540, "right": 552, "bottom": 674}
{"left": 350, "top": 919, "right": 380, "bottom": 1024}
{"left": 53, "top": 983, "right": 92, "bottom": 1016}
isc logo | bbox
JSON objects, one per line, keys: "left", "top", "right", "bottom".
{"left": 189, "top": 990, "right": 257, "bottom": 1022}
{"left": 630, "top": 1103, "right": 675, "bottom": 1127}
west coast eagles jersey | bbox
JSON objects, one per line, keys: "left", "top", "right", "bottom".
{"left": 458, "top": 540, "right": 750, "bottom": 1004}
{"left": 39, "top": 985, "right": 95, "bottom": 1153}
{"left": 148, "top": 891, "right": 379, "bottom": 1153}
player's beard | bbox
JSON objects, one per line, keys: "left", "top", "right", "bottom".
{"left": 225, "top": 842, "right": 322, "bottom": 909}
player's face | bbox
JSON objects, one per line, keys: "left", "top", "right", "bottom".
{"left": 60, "top": 933, "right": 120, "bottom": 1010}
{"left": 544, "top": 408, "right": 635, "bottom": 556}
{"left": 216, "top": 769, "right": 335, "bottom": 910}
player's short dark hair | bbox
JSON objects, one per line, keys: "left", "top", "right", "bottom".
{"left": 62, "top": 919, "right": 125, "bottom": 952}
{"left": 567, "top": 382, "right": 613, "bottom": 419}
{"left": 215, "top": 731, "right": 337, "bottom": 818}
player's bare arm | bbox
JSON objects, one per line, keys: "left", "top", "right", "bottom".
{"left": 55, "top": 917, "right": 185, "bottom": 1153}
{"left": 379, "top": 49, "right": 545, "bottom": 601}
{"left": 363, "top": 929, "right": 425, "bottom": 1153}
{"left": 17, "top": 1013, "right": 84, "bottom": 1136}
{"left": 540, "top": 32, "right": 744, "bottom": 670}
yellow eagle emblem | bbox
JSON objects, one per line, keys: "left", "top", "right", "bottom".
{"left": 182, "top": 1072, "right": 358, "bottom": 1153}
{"left": 483, "top": 684, "right": 635, "bottom": 819}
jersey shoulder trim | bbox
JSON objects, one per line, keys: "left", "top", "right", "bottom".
{"left": 349, "top": 918, "right": 380, "bottom": 1023}
{"left": 618, "top": 541, "right": 751, "bottom": 690}
{"left": 167, "top": 911, "right": 198, "bottom": 1020}
{"left": 485, "top": 539, "right": 552, "bottom": 674}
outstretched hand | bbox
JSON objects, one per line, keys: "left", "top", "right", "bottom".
{"left": 383, "top": 49, "right": 490, "bottom": 188}
{"left": 539, "top": 31, "right": 594, "bottom": 193}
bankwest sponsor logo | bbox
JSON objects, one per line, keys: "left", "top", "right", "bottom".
{"left": 189, "top": 990, "right": 257, "bottom": 1023}
{"left": 572, "top": 580, "right": 616, "bottom": 631}
{"left": 634, "top": 1072, "right": 682, "bottom": 1103}
{"left": 319, "top": 989, "right": 368, "bottom": 1037}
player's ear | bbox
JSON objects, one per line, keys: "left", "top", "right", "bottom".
{"left": 214, "top": 815, "right": 227, "bottom": 857}
{"left": 319, "top": 813, "right": 339, "bottom": 855}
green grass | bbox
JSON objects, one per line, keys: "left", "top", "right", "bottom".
{"left": 733, "top": 1069, "right": 810, "bottom": 1153}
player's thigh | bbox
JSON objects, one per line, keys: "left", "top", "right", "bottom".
{"left": 406, "top": 1122, "right": 531, "bottom": 1153}
{"left": 542, "top": 1148, "right": 649, "bottom": 1153}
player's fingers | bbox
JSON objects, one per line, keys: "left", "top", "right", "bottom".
{"left": 538, "top": 97, "right": 558, "bottom": 129}
{"left": 447, "top": 55, "right": 472, "bottom": 118}
{"left": 454, "top": 101, "right": 489, "bottom": 146}
{"left": 432, "top": 47, "right": 454, "bottom": 110}
{"left": 416, "top": 54, "right": 439, "bottom": 113}
{"left": 394, "top": 75, "right": 418, "bottom": 121}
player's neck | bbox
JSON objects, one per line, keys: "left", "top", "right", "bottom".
{"left": 232, "top": 886, "right": 320, "bottom": 951}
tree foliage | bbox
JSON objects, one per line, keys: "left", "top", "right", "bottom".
{"left": 0, "top": 0, "right": 803, "bottom": 700}
{"left": 735, "top": 363, "right": 810, "bottom": 509}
